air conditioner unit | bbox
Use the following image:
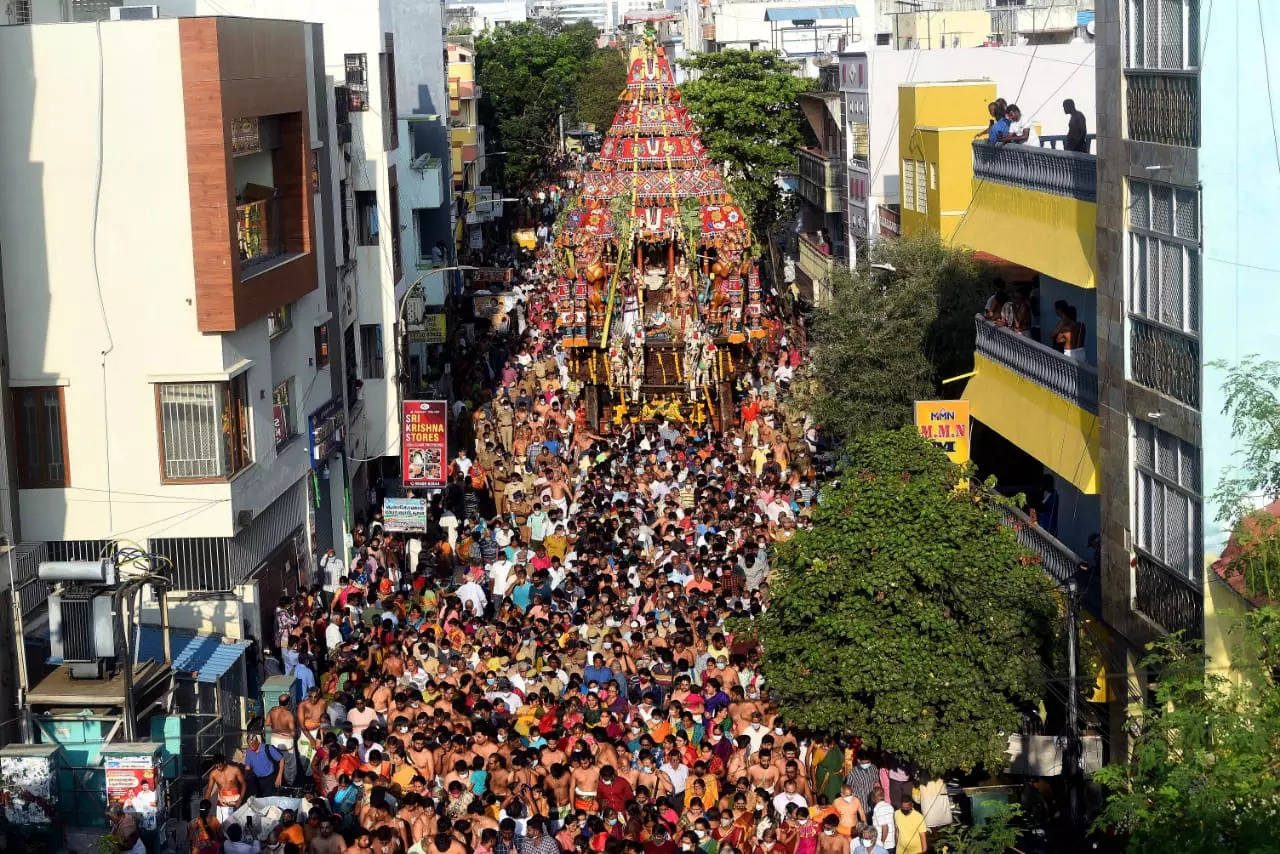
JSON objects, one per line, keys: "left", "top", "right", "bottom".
{"left": 110, "top": 4, "right": 159, "bottom": 19}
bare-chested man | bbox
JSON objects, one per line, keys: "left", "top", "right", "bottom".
{"left": 816, "top": 815, "right": 847, "bottom": 854}
{"left": 747, "top": 750, "right": 780, "bottom": 793}
{"left": 204, "top": 755, "right": 246, "bottom": 823}
{"left": 266, "top": 695, "right": 299, "bottom": 786}
{"left": 309, "top": 816, "right": 347, "bottom": 853}
{"left": 832, "top": 784, "right": 865, "bottom": 837}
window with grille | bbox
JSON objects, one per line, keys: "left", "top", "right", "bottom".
{"left": 360, "top": 324, "right": 385, "bottom": 379}
{"left": 272, "top": 378, "right": 297, "bottom": 450}
{"left": 902, "top": 160, "right": 915, "bottom": 211}
{"left": 12, "top": 387, "right": 69, "bottom": 488}
{"left": 344, "top": 54, "right": 370, "bottom": 111}
{"left": 915, "top": 160, "right": 927, "bottom": 213}
{"left": 1132, "top": 418, "right": 1201, "bottom": 582}
{"left": 314, "top": 323, "right": 330, "bottom": 368}
{"left": 1125, "top": 0, "right": 1199, "bottom": 70}
{"left": 12, "top": 0, "right": 32, "bottom": 24}
{"left": 1126, "top": 180, "right": 1201, "bottom": 407}
{"left": 156, "top": 378, "right": 251, "bottom": 481}
{"left": 267, "top": 304, "right": 292, "bottom": 338}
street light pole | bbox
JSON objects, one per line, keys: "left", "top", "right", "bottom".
{"left": 395, "top": 265, "right": 479, "bottom": 437}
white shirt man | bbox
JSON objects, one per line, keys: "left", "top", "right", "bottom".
{"left": 457, "top": 578, "right": 488, "bottom": 616}
{"left": 488, "top": 558, "right": 515, "bottom": 598}
{"left": 872, "top": 798, "right": 896, "bottom": 851}
{"left": 772, "top": 789, "right": 808, "bottom": 816}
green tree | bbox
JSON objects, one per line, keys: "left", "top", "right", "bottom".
{"left": 678, "top": 51, "right": 812, "bottom": 273}
{"left": 934, "top": 804, "right": 1025, "bottom": 854}
{"left": 1091, "top": 607, "right": 1280, "bottom": 851}
{"left": 575, "top": 48, "right": 629, "bottom": 132}
{"left": 801, "top": 232, "right": 991, "bottom": 444}
{"left": 1205, "top": 356, "right": 1280, "bottom": 600}
{"left": 758, "top": 428, "right": 1059, "bottom": 775}
{"left": 475, "top": 21, "right": 598, "bottom": 192}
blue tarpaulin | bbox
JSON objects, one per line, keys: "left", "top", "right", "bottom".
{"left": 137, "top": 627, "right": 250, "bottom": 684}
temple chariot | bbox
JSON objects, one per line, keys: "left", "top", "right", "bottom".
{"left": 554, "top": 30, "right": 765, "bottom": 429}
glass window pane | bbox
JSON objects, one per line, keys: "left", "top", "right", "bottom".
{"left": 1129, "top": 181, "right": 1149, "bottom": 229}
{"left": 1174, "top": 187, "right": 1198, "bottom": 239}
{"left": 1151, "top": 184, "right": 1173, "bottom": 235}
{"left": 1160, "top": 241, "right": 1184, "bottom": 328}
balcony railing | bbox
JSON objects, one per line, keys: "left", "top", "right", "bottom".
{"left": 1000, "top": 501, "right": 1084, "bottom": 587}
{"left": 1038, "top": 134, "right": 1096, "bottom": 153}
{"left": 236, "top": 196, "right": 284, "bottom": 273}
{"left": 1129, "top": 316, "right": 1200, "bottom": 408}
{"left": 1126, "top": 70, "right": 1200, "bottom": 148}
{"left": 1134, "top": 552, "right": 1203, "bottom": 640}
{"left": 974, "top": 315, "right": 1098, "bottom": 412}
{"left": 797, "top": 148, "right": 845, "bottom": 213}
{"left": 971, "top": 141, "right": 1097, "bottom": 203}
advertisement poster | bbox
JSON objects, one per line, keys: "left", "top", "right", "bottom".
{"left": 402, "top": 400, "right": 448, "bottom": 488}
{"left": 104, "top": 755, "right": 161, "bottom": 830}
{"left": 408, "top": 313, "right": 447, "bottom": 344}
{"left": 383, "top": 497, "right": 429, "bottom": 533}
{"left": 471, "top": 267, "right": 512, "bottom": 284}
{"left": 914, "top": 400, "right": 970, "bottom": 464}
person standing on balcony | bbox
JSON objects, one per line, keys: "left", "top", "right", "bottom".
{"left": 987, "top": 100, "right": 1010, "bottom": 145}
{"left": 999, "top": 104, "right": 1038, "bottom": 146}
{"left": 1063, "top": 99, "right": 1090, "bottom": 152}
{"left": 1053, "top": 300, "right": 1087, "bottom": 361}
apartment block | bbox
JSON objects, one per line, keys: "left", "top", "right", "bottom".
{"left": 0, "top": 16, "right": 343, "bottom": 643}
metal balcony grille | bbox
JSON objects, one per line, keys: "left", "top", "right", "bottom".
{"left": 971, "top": 142, "right": 1096, "bottom": 202}
{"left": 974, "top": 315, "right": 1099, "bottom": 412}
{"left": 1134, "top": 552, "right": 1203, "bottom": 639}
{"left": 1125, "top": 71, "right": 1200, "bottom": 148}
{"left": 1000, "top": 502, "right": 1083, "bottom": 587}
{"left": 1129, "top": 316, "right": 1200, "bottom": 408}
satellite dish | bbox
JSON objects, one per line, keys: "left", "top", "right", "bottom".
{"left": 1085, "top": 19, "right": 1096, "bottom": 35}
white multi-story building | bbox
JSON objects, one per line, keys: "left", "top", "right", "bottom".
{"left": 446, "top": 0, "right": 528, "bottom": 32}
{"left": 0, "top": 15, "right": 344, "bottom": 641}
{"left": 529, "top": 0, "right": 613, "bottom": 33}
{"left": 0, "top": 1, "right": 451, "bottom": 639}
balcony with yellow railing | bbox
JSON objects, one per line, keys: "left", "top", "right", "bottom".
{"left": 962, "top": 313, "right": 1101, "bottom": 495}
{"left": 952, "top": 139, "right": 1098, "bottom": 289}
{"left": 797, "top": 148, "right": 844, "bottom": 214}
{"left": 450, "top": 124, "right": 478, "bottom": 148}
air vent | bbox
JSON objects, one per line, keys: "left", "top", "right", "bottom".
{"left": 110, "top": 4, "right": 159, "bottom": 19}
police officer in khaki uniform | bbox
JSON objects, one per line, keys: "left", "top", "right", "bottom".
{"left": 496, "top": 396, "right": 515, "bottom": 451}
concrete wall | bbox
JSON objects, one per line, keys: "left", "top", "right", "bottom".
{"left": 713, "top": 0, "right": 875, "bottom": 65}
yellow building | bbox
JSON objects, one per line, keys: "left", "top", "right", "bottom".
{"left": 448, "top": 42, "right": 482, "bottom": 192}
{"left": 898, "top": 80, "right": 1104, "bottom": 630}
{"left": 893, "top": 10, "right": 993, "bottom": 50}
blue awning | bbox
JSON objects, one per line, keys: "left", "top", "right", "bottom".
{"left": 137, "top": 627, "right": 250, "bottom": 684}
{"left": 765, "top": 6, "right": 858, "bottom": 21}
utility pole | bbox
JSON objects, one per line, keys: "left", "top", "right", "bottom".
{"left": 1064, "top": 577, "right": 1084, "bottom": 837}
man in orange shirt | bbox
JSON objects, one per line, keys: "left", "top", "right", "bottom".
{"left": 275, "top": 809, "right": 305, "bottom": 848}
{"left": 684, "top": 568, "right": 714, "bottom": 595}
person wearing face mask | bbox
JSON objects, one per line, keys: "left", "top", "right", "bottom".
{"left": 853, "top": 826, "right": 889, "bottom": 854}
{"left": 893, "top": 797, "right": 926, "bottom": 854}
{"left": 815, "top": 815, "right": 847, "bottom": 854}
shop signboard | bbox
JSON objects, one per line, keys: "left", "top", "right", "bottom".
{"left": 307, "top": 398, "right": 345, "bottom": 470}
{"left": 402, "top": 400, "right": 448, "bottom": 488}
{"left": 914, "top": 400, "right": 971, "bottom": 464}
{"left": 383, "top": 497, "right": 429, "bottom": 532}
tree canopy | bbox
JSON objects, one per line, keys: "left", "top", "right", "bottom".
{"left": 475, "top": 21, "right": 599, "bottom": 192}
{"left": 1092, "top": 607, "right": 1280, "bottom": 851}
{"left": 801, "top": 232, "right": 991, "bottom": 444}
{"left": 678, "top": 51, "right": 811, "bottom": 248}
{"left": 758, "top": 428, "right": 1059, "bottom": 775}
{"left": 575, "top": 48, "right": 629, "bottom": 132}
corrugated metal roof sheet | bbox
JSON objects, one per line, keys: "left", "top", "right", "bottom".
{"left": 764, "top": 6, "right": 858, "bottom": 22}
{"left": 137, "top": 627, "right": 250, "bottom": 684}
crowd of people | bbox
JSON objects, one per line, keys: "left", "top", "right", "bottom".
{"left": 192, "top": 184, "right": 938, "bottom": 854}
